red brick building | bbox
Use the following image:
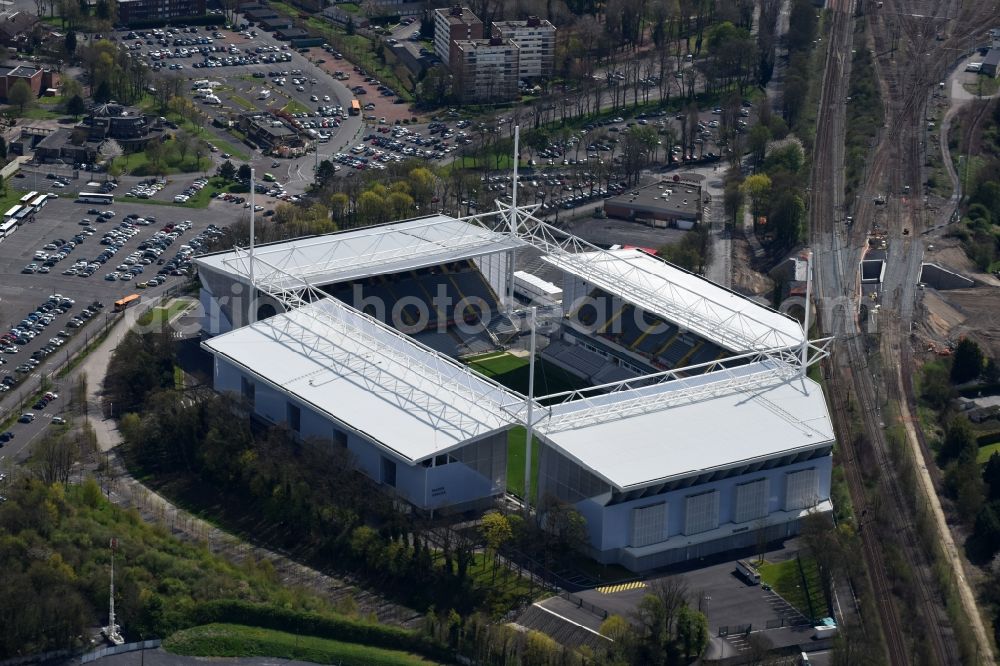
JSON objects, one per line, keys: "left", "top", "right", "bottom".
{"left": 0, "top": 65, "right": 60, "bottom": 101}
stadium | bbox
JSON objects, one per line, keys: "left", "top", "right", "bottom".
{"left": 195, "top": 203, "right": 835, "bottom": 572}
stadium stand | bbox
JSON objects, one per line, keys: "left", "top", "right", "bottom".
{"left": 657, "top": 334, "right": 697, "bottom": 367}
{"left": 322, "top": 260, "right": 500, "bottom": 333}
{"left": 542, "top": 341, "right": 608, "bottom": 382}
{"left": 591, "top": 363, "right": 641, "bottom": 386}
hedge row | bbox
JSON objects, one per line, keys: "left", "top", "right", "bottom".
{"left": 977, "top": 431, "right": 1000, "bottom": 447}
{"left": 191, "top": 601, "right": 451, "bottom": 662}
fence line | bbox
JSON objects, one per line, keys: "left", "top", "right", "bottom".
{"left": 558, "top": 591, "right": 609, "bottom": 620}
{"left": 81, "top": 640, "right": 161, "bottom": 664}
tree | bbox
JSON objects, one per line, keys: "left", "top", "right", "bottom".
{"left": 939, "top": 417, "right": 975, "bottom": 465}
{"left": 174, "top": 131, "right": 193, "bottom": 168}
{"left": 480, "top": 511, "right": 512, "bottom": 581}
{"left": 0, "top": 136, "right": 6, "bottom": 160}
{"left": 951, "top": 338, "right": 984, "bottom": 384}
{"left": 65, "top": 94, "right": 86, "bottom": 117}
{"left": 217, "top": 160, "right": 236, "bottom": 181}
{"left": 98, "top": 138, "right": 123, "bottom": 171}
{"left": 64, "top": 30, "right": 77, "bottom": 56}
{"left": 93, "top": 80, "right": 111, "bottom": 103}
{"left": 741, "top": 173, "right": 772, "bottom": 224}
{"left": 768, "top": 191, "right": 805, "bottom": 247}
{"left": 8, "top": 79, "right": 34, "bottom": 115}
{"left": 237, "top": 164, "right": 252, "bottom": 182}
{"left": 748, "top": 123, "right": 771, "bottom": 167}
{"left": 30, "top": 431, "right": 79, "bottom": 485}
{"left": 920, "top": 360, "right": 954, "bottom": 410}
{"left": 675, "top": 604, "right": 709, "bottom": 658}
{"left": 315, "top": 159, "right": 335, "bottom": 186}
{"left": 985, "top": 452, "right": 1000, "bottom": 501}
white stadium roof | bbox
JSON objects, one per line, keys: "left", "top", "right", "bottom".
{"left": 203, "top": 297, "right": 521, "bottom": 462}
{"left": 542, "top": 248, "right": 804, "bottom": 353}
{"left": 537, "top": 361, "right": 834, "bottom": 491}
{"left": 196, "top": 215, "right": 525, "bottom": 289}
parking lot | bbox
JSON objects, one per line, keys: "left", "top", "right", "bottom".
{"left": 116, "top": 25, "right": 365, "bottom": 157}
{"left": 0, "top": 196, "right": 230, "bottom": 430}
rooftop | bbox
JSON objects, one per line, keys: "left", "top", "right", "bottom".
{"left": 454, "top": 38, "right": 519, "bottom": 52}
{"left": 542, "top": 248, "right": 805, "bottom": 352}
{"left": 604, "top": 180, "right": 702, "bottom": 219}
{"left": 984, "top": 48, "right": 1000, "bottom": 66}
{"left": 203, "top": 297, "right": 520, "bottom": 462}
{"left": 493, "top": 17, "right": 555, "bottom": 30}
{"left": 196, "top": 214, "right": 526, "bottom": 290}
{"left": 0, "top": 64, "right": 41, "bottom": 78}
{"left": 435, "top": 6, "right": 481, "bottom": 25}
{"left": 538, "top": 360, "right": 834, "bottom": 490}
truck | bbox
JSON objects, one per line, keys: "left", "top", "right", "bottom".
{"left": 258, "top": 89, "right": 271, "bottom": 100}
{"left": 812, "top": 625, "right": 839, "bottom": 640}
{"left": 735, "top": 560, "right": 761, "bottom": 585}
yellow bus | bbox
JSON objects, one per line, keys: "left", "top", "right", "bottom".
{"left": 113, "top": 293, "right": 140, "bottom": 312}
{"left": 349, "top": 99, "right": 361, "bottom": 116}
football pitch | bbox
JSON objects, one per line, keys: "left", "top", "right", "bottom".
{"left": 464, "top": 351, "right": 589, "bottom": 498}
{"left": 464, "top": 351, "right": 589, "bottom": 399}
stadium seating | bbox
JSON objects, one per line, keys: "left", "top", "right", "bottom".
{"left": 686, "top": 342, "right": 723, "bottom": 368}
{"left": 542, "top": 341, "right": 608, "bottom": 381}
{"left": 324, "top": 260, "right": 500, "bottom": 334}
{"left": 658, "top": 334, "right": 696, "bottom": 367}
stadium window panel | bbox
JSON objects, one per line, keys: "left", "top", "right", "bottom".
{"left": 332, "top": 428, "right": 347, "bottom": 448}
{"left": 683, "top": 490, "right": 720, "bottom": 535}
{"left": 286, "top": 403, "right": 301, "bottom": 433}
{"left": 240, "top": 376, "right": 255, "bottom": 407}
{"left": 784, "top": 468, "right": 818, "bottom": 511}
{"left": 733, "top": 478, "right": 769, "bottom": 523}
{"left": 435, "top": 454, "right": 449, "bottom": 466}
{"left": 381, "top": 456, "right": 397, "bottom": 487}
{"left": 630, "top": 502, "right": 667, "bottom": 547}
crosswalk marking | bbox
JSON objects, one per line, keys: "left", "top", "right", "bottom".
{"left": 595, "top": 581, "right": 647, "bottom": 595}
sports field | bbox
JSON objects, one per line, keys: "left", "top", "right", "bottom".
{"left": 464, "top": 351, "right": 589, "bottom": 500}
{"left": 464, "top": 351, "right": 589, "bottom": 400}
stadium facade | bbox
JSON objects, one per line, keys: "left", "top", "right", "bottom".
{"left": 195, "top": 206, "right": 834, "bottom": 572}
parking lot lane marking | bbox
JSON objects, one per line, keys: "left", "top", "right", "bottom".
{"left": 595, "top": 581, "right": 647, "bottom": 595}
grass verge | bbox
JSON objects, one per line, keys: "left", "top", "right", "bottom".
{"left": 758, "top": 555, "right": 825, "bottom": 621}
{"left": 978, "top": 442, "right": 1000, "bottom": 464}
{"left": 165, "top": 623, "right": 440, "bottom": 665}
{"left": 282, "top": 99, "right": 311, "bottom": 115}
{"left": 505, "top": 425, "right": 539, "bottom": 502}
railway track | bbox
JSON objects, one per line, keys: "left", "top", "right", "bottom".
{"left": 806, "top": 0, "right": 1000, "bottom": 662}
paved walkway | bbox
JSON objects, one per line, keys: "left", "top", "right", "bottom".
{"left": 72, "top": 298, "right": 422, "bottom": 628}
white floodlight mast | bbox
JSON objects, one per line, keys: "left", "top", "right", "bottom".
{"left": 506, "top": 127, "right": 521, "bottom": 314}
{"left": 801, "top": 250, "right": 812, "bottom": 377}
{"left": 523, "top": 306, "right": 537, "bottom": 514}
{"left": 249, "top": 168, "right": 256, "bottom": 324}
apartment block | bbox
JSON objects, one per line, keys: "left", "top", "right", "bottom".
{"left": 492, "top": 16, "right": 555, "bottom": 80}
{"left": 452, "top": 37, "right": 519, "bottom": 103}
{"left": 433, "top": 5, "right": 483, "bottom": 68}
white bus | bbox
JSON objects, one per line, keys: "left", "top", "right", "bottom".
{"left": 29, "top": 193, "right": 48, "bottom": 211}
{"left": 3, "top": 204, "right": 21, "bottom": 221}
{"left": 0, "top": 219, "right": 16, "bottom": 238}
{"left": 77, "top": 192, "right": 114, "bottom": 204}
{"left": 735, "top": 560, "right": 761, "bottom": 585}
{"left": 19, "top": 191, "right": 38, "bottom": 205}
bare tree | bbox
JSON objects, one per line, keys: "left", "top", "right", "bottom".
{"left": 30, "top": 431, "right": 79, "bottom": 485}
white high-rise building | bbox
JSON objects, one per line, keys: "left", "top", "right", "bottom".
{"left": 492, "top": 16, "right": 556, "bottom": 81}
